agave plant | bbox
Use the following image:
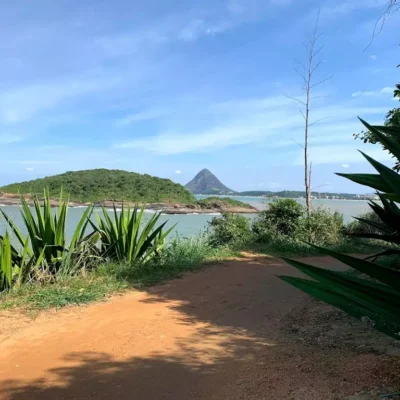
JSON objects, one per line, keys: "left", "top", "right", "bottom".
{"left": 280, "top": 119, "right": 400, "bottom": 339}
{"left": 0, "top": 189, "right": 94, "bottom": 272}
{"left": 0, "top": 232, "right": 45, "bottom": 291}
{"left": 91, "top": 204, "right": 175, "bottom": 265}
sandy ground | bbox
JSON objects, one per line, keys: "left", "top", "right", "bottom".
{"left": 0, "top": 256, "right": 399, "bottom": 400}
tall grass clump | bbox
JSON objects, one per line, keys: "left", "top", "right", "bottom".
{"left": 0, "top": 233, "right": 44, "bottom": 290}
{"left": 91, "top": 204, "right": 175, "bottom": 265}
{"left": 0, "top": 190, "right": 94, "bottom": 274}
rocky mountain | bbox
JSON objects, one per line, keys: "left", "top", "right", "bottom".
{"left": 185, "top": 169, "right": 236, "bottom": 195}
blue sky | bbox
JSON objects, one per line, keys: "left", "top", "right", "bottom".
{"left": 0, "top": 0, "right": 398, "bottom": 193}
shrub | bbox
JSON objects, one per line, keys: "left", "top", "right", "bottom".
{"left": 208, "top": 212, "right": 252, "bottom": 246}
{"left": 252, "top": 199, "right": 305, "bottom": 242}
{"left": 297, "top": 208, "right": 344, "bottom": 245}
{"left": 345, "top": 210, "right": 390, "bottom": 236}
{"left": 252, "top": 199, "right": 304, "bottom": 238}
{"left": 280, "top": 119, "right": 400, "bottom": 339}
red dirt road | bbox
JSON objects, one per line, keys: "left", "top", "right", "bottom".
{"left": 0, "top": 256, "right": 399, "bottom": 400}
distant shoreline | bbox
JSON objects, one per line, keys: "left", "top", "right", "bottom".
{"left": 0, "top": 196, "right": 257, "bottom": 215}
{"left": 195, "top": 194, "right": 375, "bottom": 202}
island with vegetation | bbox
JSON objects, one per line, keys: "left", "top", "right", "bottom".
{"left": 0, "top": 169, "right": 256, "bottom": 214}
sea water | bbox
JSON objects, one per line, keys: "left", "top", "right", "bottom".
{"left": 0, "top": 197, "right": 372, "bottom": 240}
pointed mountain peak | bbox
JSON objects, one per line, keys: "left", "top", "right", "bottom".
{"left": 185, "top": 169, "right": 236, "bottom": 195}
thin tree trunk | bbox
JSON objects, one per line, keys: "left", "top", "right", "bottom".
{"left": 304, "top": 68, "right": 311, "bottom": 216}
{"left": 285, "top": 10, "right": 330, "bottom": 218}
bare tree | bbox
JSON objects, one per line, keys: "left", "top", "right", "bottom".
{"left": 285, "top": 10, "right": 331, "bottom": 216}
{"left": 366, "top": 0, "right": 399, "bottom": 48}
{"left": 385, "top": 0, "right": 399, "bottom": 15}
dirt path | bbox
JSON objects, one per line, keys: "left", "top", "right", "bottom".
{"left": 0, "top": 256, "right": 399, "bottom": 400}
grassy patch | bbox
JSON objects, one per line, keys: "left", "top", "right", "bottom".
{"left": 0, "top": 238, "right": 240, "bottom": 312}
{"left": 0, "top": 232, "right": 377, "bottom": 314}
{"left": 243, "top": 238, "right": 379, "bottom": 258}
{"left": 0, "top": 273, "right": 128, "bottom": 312}
{"left": 99, "top": 239, "right": 241, "bottom": 288}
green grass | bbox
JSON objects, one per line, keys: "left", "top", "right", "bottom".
{"left": 0, "top": 273, "right": 128, "bottom": 312}
{"left": 244, "top": 238, "right": 380, "bottom": 258}
{"left": 0, "top": 237, "right": 240, "bottom": 312}
{"left": 0, "top": 232, "right": 378, "bottom": 314}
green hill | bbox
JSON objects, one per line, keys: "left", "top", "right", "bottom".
{"left": 0, "top": 169, "right": 195, "bottom": 203}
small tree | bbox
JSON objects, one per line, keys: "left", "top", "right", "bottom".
{"left": 286, "top": 11, "right": 331, "bottom": 215}
{"left": 354, "top": 81, "right": 400, "bottom": 169}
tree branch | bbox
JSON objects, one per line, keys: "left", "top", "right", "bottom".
{"left": 310, "top": 75, "right": 333, "bottom": 89}
{"left": 365, "top": 0, "right": 399, "bottom": 50}
{"left": 308, "top": 116, "right": 330, "bottom": 127}
{"left": 283, "top": 93, "right": 307, "bottom": 106}
{"left": 291, "top": 138, "right": 305, "bottom": 149}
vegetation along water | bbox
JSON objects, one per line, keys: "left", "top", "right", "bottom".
{"left": 0, "top": 196, "right": 372, "bottom": 240}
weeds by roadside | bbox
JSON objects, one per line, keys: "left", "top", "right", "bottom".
{"left": 0, "top": 196, "right": 385, "bottom": 314}
{"left": 0, "top": 237, "right": 240, "bottom": 312}
{"left": 246, "top": 238, "right": 380, "bottom": 258}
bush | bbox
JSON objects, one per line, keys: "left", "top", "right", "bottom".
{"left": 297, "top": 208, "right": 344, "bottom": 245}
{"left": 252, "top": 199, "right": 304, "bottom": 238}
{"left": 280, "top": 118, "right": 400, "bottom": 339}
{"left": 345, "top": 210, "right": 389, "bottom": 236}
{"left": 252, "top": 201, "right": 345, "bottom": 247}
{"left": 208, "top": 212, "right": 252, "bottom": 246}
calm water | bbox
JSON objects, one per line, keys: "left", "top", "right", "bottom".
{"left": 0, "top": 196, "right": 372, "bottom": 240}
{"left": 196, "top": 195, "right": 372, "bottom": 222}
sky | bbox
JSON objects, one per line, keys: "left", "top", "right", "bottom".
{"left": 0, "top": 0, "right": 399, "bottom": 193}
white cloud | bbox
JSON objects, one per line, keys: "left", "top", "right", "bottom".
{"left": 381, "top": 86, "right": 394, "bottom": 94}
{"left": 178, "top": 19, "right": 206, "bottom": 42}
{"left": 322, "top": 0, "right": 387, "bottom": 15}
{"left": 14, "top": 160, "right": 58, "bottom": 165}
{"left": 227, "top": 0, "right": 246, "bottom": 15}
{"left": 94, "top": 0, "right": 295, "bottom": 58}
{"left": 293, "top": 146, "right": 392, "bottom": 166}
{"left": 39, "top": 145, "right": 69, "bottom": 151}
{"left": 341, "top": 164, "right": 350, "bottom": 168}
{"left": 115, "top": 109, "right": 168, "bottom": 126}
{"left": 113, "top": 97, "right": 387, "bottom": 155}
{"left": 114, "top": 123, "right": 268, "bottom": 154}
{"left": 25, "top": 167, "right": 35, "bottom": 171}
{"left": 175, "top": 170, "right": 182, "bottom": 174}
{"left": 352, "top": 90, "right": 376, "bottom": 97}
{"left": 0, "top": 133, "right": 24, "bottom": 144}
{"left": 352, "top": 86, "right": 394, "bottom": 97}
{"left": 0, "top": 75, "right": 120, "bottom": 124}
{"left": 370, "top": 55, "right": 377, "bottom": 60}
